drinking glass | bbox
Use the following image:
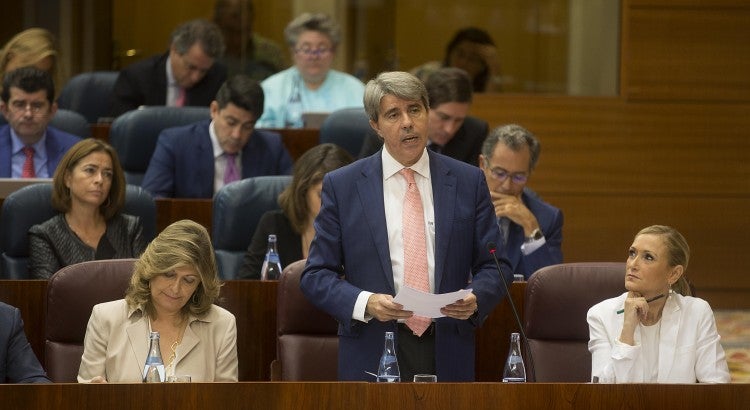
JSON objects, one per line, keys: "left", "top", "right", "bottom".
{"left": 166, "top": 375, "right": 192, "bottom": 383}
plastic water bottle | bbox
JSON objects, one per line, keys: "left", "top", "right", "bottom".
{"left": 376, "top": 331, "right": 400, "bottom": 382}
{"left": 143, "top": 331, "right": 165, "bottom": 382}
{"left": 260, "top": 234, "right": 282, "bottom": 280}
{"left": 284, "top": 85, "right": 303, "bottom": 128}
{"left": 502, "top": 332, "right": 526, "bottom": 382}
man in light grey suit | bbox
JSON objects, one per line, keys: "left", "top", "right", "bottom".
{"left": 300, "top": 71, "right": 512, "bottom": 382}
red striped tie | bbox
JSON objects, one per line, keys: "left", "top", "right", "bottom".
{"left": 22, "top": 146, "right": 35, "bottom": 178}
{"left": 400, "top": 168, "right": 431, "bottom": 336}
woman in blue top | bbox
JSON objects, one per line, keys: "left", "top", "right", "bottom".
{"left": 256, "top": 13, "right": 364, "bottom": 128}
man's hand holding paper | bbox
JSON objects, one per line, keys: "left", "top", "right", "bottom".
{"left": 393, "top": 287, "right": 474, "bottom": 319}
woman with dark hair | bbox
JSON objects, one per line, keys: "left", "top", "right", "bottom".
{"left": 78, "top": 219, "right": 237, "bottom": 383}
{"left": 411, "top": 27, "right": 502, "bottom": 92}
{"left": 587, "top": 225, "right": 730, "bottom": 383}
{"left": 238, "top": 143, "right": 352, "bottom": 279}
{"left": 28, "top": 139, "right": 147, "bottom": 279}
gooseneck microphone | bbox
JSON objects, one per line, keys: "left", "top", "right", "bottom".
{"left": 487, "top": 242, "right": 536, "bottom": 382}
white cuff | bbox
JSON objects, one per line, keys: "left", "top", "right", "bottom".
{"left": 353, "top": 290, "right": 374, "bottom": 322}
{"left": 520, "top": 236, "right": 546, "bottom": 255}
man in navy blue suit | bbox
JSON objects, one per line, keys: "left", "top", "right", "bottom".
{"left": 0, "top": 67, "right": 80, "bottom": 178}
{"left": 300, "top": 71, "right": 512, "bottom": 382}
{"left": 0, "top": 302, "right": 50, "bottom": 383}
{"left": 479, "top": 124, "right": 563, "bottom": 279}
{"left": 142, "top": 75, "right": 293, "bottom": 198}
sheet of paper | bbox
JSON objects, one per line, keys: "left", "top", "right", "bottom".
{"left": 393, "top": 286, "right": 472, "bottom": 318}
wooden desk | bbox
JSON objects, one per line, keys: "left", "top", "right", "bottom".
{"left": 1, "top": 382, "right": 746, "bottom": 410}
{"left": 155, "top": 198, "right": 213, "bottom": 235}
{"left": 0, "top": 280, "right": 525, "bottom": 382}
{"left": 270, "top": 128, "right": 319, "bottom": 161}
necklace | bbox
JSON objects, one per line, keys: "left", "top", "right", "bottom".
{"left": 167, "top": 339, "right": 181, "bottom": 369}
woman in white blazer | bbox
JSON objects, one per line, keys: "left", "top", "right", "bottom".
{"left": 78, "top": 220, "right": 238, "bottom": 383}
{"left": 587, "top": 225, "right": 730, "bottom": 383}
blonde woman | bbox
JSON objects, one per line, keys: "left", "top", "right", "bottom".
{"left": 0, "top": 28, "right": 59, "bottom": 93}
{"left": 78, "top": 220, "right": 238, "bottom": 382}
{"left": 587, "top": 225, "right": 730, "bottom": 383}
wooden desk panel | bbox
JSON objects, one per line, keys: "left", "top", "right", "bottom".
{"left": 155, "top": 198, "right": 213, "bottom": 235}
{"left": 1, "top": 382, "right": 746, "bottom": 410}
{"left": 270, "top": 128, "right": 319, "bottom": 161}
{"left": 0, "top": 280, "right": 524, "bottom": 382}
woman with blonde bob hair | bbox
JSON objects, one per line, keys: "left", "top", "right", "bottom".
{"left": 78, "top": 220, "right": 238, "bottom": 383}
{"left": 587, "top": 225, "right": 730, "bottom": 383}
{"left": 0, "top": 28, "right": 59, "bottom": 93}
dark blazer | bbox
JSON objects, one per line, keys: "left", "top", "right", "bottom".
{"left": 141, "top": 120, "right": 293, "bottom": 198}
{"left": 300, "top": 151, "right": 513, "bottom": 382}
{"left": 0, "top": 125, "right": 81, "bottom": 178}
{"left": 238, "top": 209, "right": 303, "bottom": 279}
{"left": 0, "top": 302, "right": 50, "bottom": 383}
{"left": 504, "top": 189, "right": 564, "bottom": 279}
{"left": 358, "top": 116, "right": 488, "bottom": 166}
{"left": 110, "top": 52, "right": 227, "bottom": 117}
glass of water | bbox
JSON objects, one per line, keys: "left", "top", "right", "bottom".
{"left": 413, "top": 374, "right": 437, "bottom": 383}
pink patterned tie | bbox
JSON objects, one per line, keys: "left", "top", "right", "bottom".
{"left": 175, "top": 87, "right": 186, "bottom": 107}
{"left": 22, "top": 146, "right": 35, "bottom": 178}
{"left": 400, "top": 168, "right": 431, "bottom": 336}
{"left": 224, "top": 153, "right": 239, "bottom": 185}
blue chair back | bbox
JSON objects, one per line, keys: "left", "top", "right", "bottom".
{"left": 109, "top": 106, "right": 210, "bottom": 185}
{"left": 212, "top": 175, "right": 292, "bottom": 280}
{"left": 58, "top": 71, "right": 119, "bottom": 123}
{"left": 0, "top": 183, "right": 156, "bottom": 279}
{"left": 0, "top": 109, "right": 90, "bottom": 138}
{"left": 319, "top": 107, "right": 370, "bottom": 157}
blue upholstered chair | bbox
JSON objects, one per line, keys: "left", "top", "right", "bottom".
{"left": 0, "top": 108, "right": 90, "bottom": 138}
{"left": 0, "top": 183, "right": 156, "bottom": 279}
{"left": 57, "top": 71, "right": 119, "bottom": 124}
{"left": 109, "top": 106, "right": 210, "bottom": 185}
{"left": 212, "top": 175, "right": 292, "bottom": 280}
{"left": 318, "top": 107, "right": 371, "bottom": 157}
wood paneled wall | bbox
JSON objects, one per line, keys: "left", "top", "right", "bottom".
{"left": 468, "top": 0, "right": 750, "bottom": 308}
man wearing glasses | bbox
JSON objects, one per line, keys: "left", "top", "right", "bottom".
{"left": 479, "top": 124, "right": 563, "bottom": 279}
{"left": 0, "top": 67, "right": 81, "bottom": 178}
{"left": 110, "top": 19, "right": 227, "bottom": 118}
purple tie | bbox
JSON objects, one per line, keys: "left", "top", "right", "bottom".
{"left": 224, "top": 153, "right": 239, "bottom": 185}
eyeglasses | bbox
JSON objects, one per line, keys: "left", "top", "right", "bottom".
{"left": 9, "top": 100, "right": 48, "bottom": 115}
{"left": 294, "top": 47, "right": 332, "bottom": 57}
{"left": 483, "top": 158, "right": 528, "bottom": 184}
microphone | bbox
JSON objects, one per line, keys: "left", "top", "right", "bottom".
{"left": 487, "top": 242, "right": 536, "bottom": 382}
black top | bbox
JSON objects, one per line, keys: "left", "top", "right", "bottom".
{"left": 238, "top": 210, "right": 303, "bottom": 279}
{"left": 28, "top": 213, "right": 147, "bottom": 279}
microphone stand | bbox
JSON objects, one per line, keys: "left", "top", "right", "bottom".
{"left": 488, "top": 243, "right": 536, "bottom": 382}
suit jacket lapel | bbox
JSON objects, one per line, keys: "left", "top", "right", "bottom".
{"left": 125, "top": 315, "right": 150, "bottom": 378}
{"left": 430, "top": 154, "right": 456, "bottom": 292}
{"left": 658, "top": 293, "right": 681, "bottom": 382}
{"left": 0, "top": 128, "right": 12, "bottom": 177}
{"left": 356, "top": 155, "right": 395, "bottom": 292}
{"left": 196, "top": 128, "right": 214, "bottom": 197}
{"left": 174, "top": 318, "right": 200, "bottom": 367}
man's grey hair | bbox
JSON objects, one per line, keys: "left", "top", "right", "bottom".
{"left": 363, "top": 71, "right": 429, "bottom": 122}
{"left": 171, "top": 19, "right": 226, "bottom": 58}
{"left": 481, "top": 124, "right": 541, "bottom": 172}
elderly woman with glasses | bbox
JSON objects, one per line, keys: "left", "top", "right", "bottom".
{"left": 255, "top": 12, "right": 365, "bottom": 128}
{"left": 478, "top": 123, "right": 563, "bottom": 279}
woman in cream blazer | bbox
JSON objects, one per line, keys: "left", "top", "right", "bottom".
{"left": 78, "top": 220, "right": 238, "bottom": 383}
{"left": 587, "top": 225, "right": 729, "bottom": 383}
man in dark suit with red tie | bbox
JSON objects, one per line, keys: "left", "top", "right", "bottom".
{"left": 301, "top": 71, "right": 511, "bottom": 382}
{"left": 0, "top": 67, "right": 81, "bottom": 178}
{"left": 110, "top": 19, "right": 228, "bottom": 117}
{"left": 358, "top": 67, "right": 488, "bottom": 166}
